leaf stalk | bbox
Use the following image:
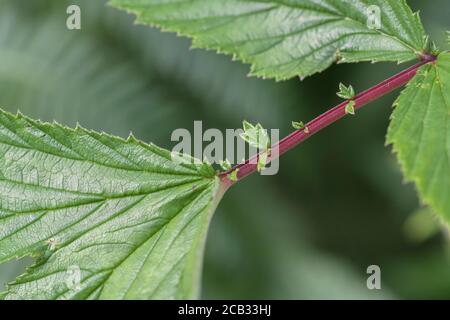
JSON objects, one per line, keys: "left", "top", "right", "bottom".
{"left": 220, "top": 56, "right": 437, "bottom": 188}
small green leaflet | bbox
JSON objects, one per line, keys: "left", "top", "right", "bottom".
{"left": 110, "top": 0, "right": 427, "bottom": 80}
{"left": 240, "top": 120, "right": 270, "bottom": 150}
{"left": 292, "top": 121, "right": 310, "bottom": 133}
{"left": 387, "top": 52, "right": 450, "bottom": 222}
{"left": 0, "top": 110, "right": 225, "bottom": 300}
{"left": 292, "top": 121, "right": 306, "bottom": 130}
{"left": 345, "top": 101, "right": 356, "bottom": 115}
{"left": 337, "top": 83, "right": 355, "bottom": 100}
{"left": 257, "top": 151, "right": 269, "bottom": 173}
{"left": 239, "top": 121, "right": 270, "bottom": 171}
{"left": 228, "top": 168, "right": 239, "bottom": 182}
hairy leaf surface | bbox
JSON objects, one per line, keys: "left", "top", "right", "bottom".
{"left": 110, "top": 0, "right": 427, "bottom": 80}
{"left": 0, "top": 110, "right": 224, "bottom": 299}
{"left": 387, "top": 53, "right": 450, "bottom": 222}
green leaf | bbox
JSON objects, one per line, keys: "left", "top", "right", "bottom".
{"left": 110, "top": 0, "right": 427, "bottom": 80}
{"left": 228, "top": 168, "right": 239, "bottom": 182}
{"left": 239, "top": 121, "right": 270, "bottom": 150}
{"left": 337, "top": 83, "right": 355, "bottom": 100}
{"left": 345, "top": 100, "right": 356, "bottom": 115}
{"left": 242, "top": 120, "right": 254, "bottom": 132}
{"left": 257, "top": 150, "right": 269, "bottom": 172}
{"left": 387, "top": 52, "right": 450, "bottom": 222}
{"left": 292, "top": 121, "right": 305, "bottom": 130}
{"left": 0, "top": 109, "right": 225, "bottom": 300}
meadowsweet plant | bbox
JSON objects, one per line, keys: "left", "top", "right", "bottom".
{"left": 0, "top": 0, "right": 449, "bottom": 300}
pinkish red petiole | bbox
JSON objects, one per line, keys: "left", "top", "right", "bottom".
{"left": 220, "top": 55, "right": 437, "bottom": 188}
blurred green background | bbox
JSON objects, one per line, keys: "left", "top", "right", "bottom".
{"left": 0, "top": 0, "right": 449, "bottom": 299}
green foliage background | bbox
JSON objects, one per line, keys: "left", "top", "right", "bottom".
{"left": 0, "top": 0, "right": 449, "bottom": 299}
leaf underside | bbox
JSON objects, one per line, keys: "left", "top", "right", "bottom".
{"left": 387, "top": 53, "right": 450, "bottom": 222}
{"left": 109, "top": 0, "right": 427, "bottom": 80}
{"left": 0, "top": 110, "right": 223, "bottom": 300}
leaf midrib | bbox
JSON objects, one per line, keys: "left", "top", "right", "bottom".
{"left": 0, "top": 173, "right": 204, "bottom": 207}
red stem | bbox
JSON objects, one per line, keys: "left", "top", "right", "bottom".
{"left": 220, "top": 56, "right": 436, "bottom": 188}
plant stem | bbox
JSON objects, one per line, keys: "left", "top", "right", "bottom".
{"left": 220, "top": 56, "right": 436, "bottom": 188}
